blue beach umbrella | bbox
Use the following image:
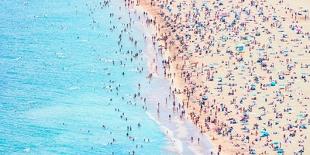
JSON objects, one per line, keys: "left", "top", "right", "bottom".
{"left": 236, "top": 43, "right": 245, "bottom": 52}
{"left": 260, "top": 130, "right": 269, "bottom": 137}
{"left": 300, "top": 124, "right": 307, "bottom": 129}
{"left": 277, "top": 148, "right": 284, "bottom": 155}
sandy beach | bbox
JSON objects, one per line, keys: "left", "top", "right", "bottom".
{"left": 126, "top": 0, "right": 310, "bottom": 154}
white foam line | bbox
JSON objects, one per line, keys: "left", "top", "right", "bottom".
{"left": 146, "top": 112, "right": 183, "bottom": 155}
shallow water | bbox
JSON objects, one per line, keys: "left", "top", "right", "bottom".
{"left": 0, "top": 0, "right": 168, "bottom": 154}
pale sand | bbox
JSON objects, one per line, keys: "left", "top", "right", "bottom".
{"left": 128, "top": 0, "right": 310, "bottom": 154}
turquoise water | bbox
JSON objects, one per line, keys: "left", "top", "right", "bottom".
{"left": 0, "top": 0, "right": 167, "bottom": 154}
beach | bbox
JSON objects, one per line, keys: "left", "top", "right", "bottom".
{"left": 1, "top": 0, "right": 310, "bottom": 154}
{"left": 131, "top": 0, "right": 310, "bottom": 154}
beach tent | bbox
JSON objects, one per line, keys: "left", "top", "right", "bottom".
{"left": 250, "top": 84, "right": 256, "bottom": 90}
{"left": 273, "top": 141, "right": 280, "bottom": 151}
{"left": 271, "top": 81, "right": 277, "bottom": 86}
{"left": 236, "top": 43, "right": 245, "bottom": 52}
{"left": 167, "top": 6, "right": 172, "bottom": 12}
{"left": 242, "top": 35, "right": 255, "bottom": 43}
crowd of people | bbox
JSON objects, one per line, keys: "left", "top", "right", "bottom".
{"left": 124, "top": 0, "right": 310, "bottom": 154}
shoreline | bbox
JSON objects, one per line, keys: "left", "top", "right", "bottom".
{"left": 127, "top": 4, "right": 213, "bottom": 154}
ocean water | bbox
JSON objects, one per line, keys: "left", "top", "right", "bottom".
{"left": 0, "top": 0, "right": 168, "bottom": 154}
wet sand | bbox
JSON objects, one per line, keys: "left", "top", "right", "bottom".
{"left": 140, "top": 15, "right": 213, "bottom": 154}
{"left": 141, "top": 47, "right": 213, "bottom": 155}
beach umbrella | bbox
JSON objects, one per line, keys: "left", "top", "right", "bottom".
{"left": 277, "top": 148, "right": 284, "bottom": 154}
{"left": 271, "top": 81, "right": 277, "bottom": 86}
{"left": 236, "top": 43, "right": 245, "bottom": 52}
{"left": 297, "top": 113, "right": 306, "bottom": 120}
{"left": 260, "top": 130, "right": 269, "bottom": 137}
{"left": 202, "top": 95, "right": 208, "bottom": 101}
{"left": 272, "top": 141, "right": 280, "bottom": 151}
{"left": 299, "top": 124, "right": 307, "bottom": 129}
